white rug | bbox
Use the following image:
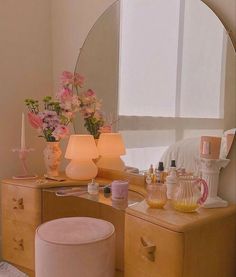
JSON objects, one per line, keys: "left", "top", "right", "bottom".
{"left": 0, "top": 262, "right": 28, "bottom": 277}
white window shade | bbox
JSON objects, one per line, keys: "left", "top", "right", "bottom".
{"left": 119, "top": 0, "right": 225, "bottom": 119}
{"left": 179, "top": 0, "right": 225, "bottom": 118}
{"left": 119, "top": 0, "right": 180, "bottom": 117}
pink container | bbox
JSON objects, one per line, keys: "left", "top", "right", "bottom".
{"left": 111, "top": 180, "right": 129, "bottom": 200}
{"left": 200, "top": 136, "right": 221, "bottom": 159}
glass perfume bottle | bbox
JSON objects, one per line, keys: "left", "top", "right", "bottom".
{"left": 87, "top": 179, "right": 99, "bottom": 195}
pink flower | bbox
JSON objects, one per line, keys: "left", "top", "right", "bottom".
{"left": 57, "top": 87, "right": 73, "bottom": 102}
{"left": 60, "top": 71, "right": 85, "bottom": 87}
{"left": 85, "top": 89, "right": 96, "bottom": 97}
{"left": 52, "top": 125, "right": 70, "bottom": 140}
{"left": 99, "top": 125, "right": 112, "bottom": 133}
{"left": 60, "top": 71, "right": 74, "bottom": 86}
{"left": 28, "top": 112, "right": 43, "bottom": 129}
{"left": 74, "top": 73, "right": 85, "bottom": 87}
{"left": 93, "top": 110, "right": 103, "bottom": 121}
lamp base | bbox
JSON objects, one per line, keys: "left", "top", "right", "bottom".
{"left": 65, "top": 160, "right": 98, "bottom": 180}
{"left": 96, "top": 156, "right": 125, "bottom": 171}
{"left": 203, "top": 197, "right": 228, "bottom": 208}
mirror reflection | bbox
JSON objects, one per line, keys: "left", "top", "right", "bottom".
{"left": 74, "top": 0, "right": 236, "bottom": 172}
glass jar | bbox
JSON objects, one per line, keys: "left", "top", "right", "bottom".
{"left": 87, "top": 179, "right": 99, "bottom": 195}
{"left": 146, "top": 183, "right": 167, "bottom": 208}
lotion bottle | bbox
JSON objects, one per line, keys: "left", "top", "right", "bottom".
{"left": 166, "top": 168, "right": 178, "bottom": 199}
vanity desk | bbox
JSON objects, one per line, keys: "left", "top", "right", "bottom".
{"left": 1, "top": 171, "right": 236, "bottom": 277}
{"left": 125, "top": 201, "right": 236, "bottom": 277}
{"left": 0, "top": 170, "right": 145, "bottom": 277}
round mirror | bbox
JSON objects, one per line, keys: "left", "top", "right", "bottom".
{"left": 74, "top": 0, "right": 236, "bottom": 171}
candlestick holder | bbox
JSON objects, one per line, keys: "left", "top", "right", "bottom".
{"left": 200, "top": 158, "right": 230, "bottom": 208}
{"left": 12, "top": 148, "right": 38, "bottom": 179}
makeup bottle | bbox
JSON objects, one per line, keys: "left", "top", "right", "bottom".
{"left": 166, "top": 169, "right": 178, "bottom": 199}
{"left": 166, "top": 160, "right": 178, "bottom": 199}
{"left": 148, "top": 164, "right": 154, "bottom": 174}
{"left": 156, "top": 162, "right": 165, "bottom": 183}
{"left": 169, "top": 160, "right": 177, "bottom": 172}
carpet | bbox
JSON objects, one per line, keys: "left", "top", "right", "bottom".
{"left": 0, "top": 262, "right": 28, "bottom": 277}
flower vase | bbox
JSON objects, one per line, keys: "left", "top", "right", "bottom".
{"left": 43, "top": 141, "right": 62, "bottom": 177}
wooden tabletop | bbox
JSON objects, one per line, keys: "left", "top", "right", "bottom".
{"left": 126, "top": 200, "right": 236, "bottom": 232}
{"left": 1, "top": 176, "right": 111, "bottom": 189}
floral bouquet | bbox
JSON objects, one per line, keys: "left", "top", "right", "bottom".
{"left": 77, "top": 89, "right": 105, "bottom": 139}
{"left": 25, "top": 72, "right": 84, "bottom": 142}
{"left": 61, "top": 71, "right": 111, "bottom": 139}
{"left": 25, "top": 71, "right": 112, "bottom": 142}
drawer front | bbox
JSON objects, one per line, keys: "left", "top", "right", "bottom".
{"left": 1, "top": 184, "right": 41, "bottom": 224}
{"left": 125, "top": 214, "right": 184, "bottom": 277}
{"left": 2, "top": 219, "right": 37, "bottom": 270}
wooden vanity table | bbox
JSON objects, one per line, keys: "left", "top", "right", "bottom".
{"left": 1, "top": 170, "right": 236, "bottom": 277}
{"left": 1, "top": 176, "right": 98, "bottom": 277}
{"left": 125, "top": 201, "right": 236, "bottom": 277}
{"left": 0, "top": 170, "right": 145, "bottom": 277}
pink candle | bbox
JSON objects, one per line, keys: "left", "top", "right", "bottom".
{"left": 21, "top": 113, "right": 26, "bottom": 150}
{"left": 111, "top": 180, "right": 129, "bottom": 200}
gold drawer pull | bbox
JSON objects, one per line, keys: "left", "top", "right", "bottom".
{"left": 140, "top": 236, "right": 156, "bottom": 262}
{"left": 12, "top": 198, "right": 24, "bottom": 210}
{"left": 13, "top": 238, "right": 24, "bottom": 251}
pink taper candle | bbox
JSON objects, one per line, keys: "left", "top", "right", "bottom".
{"left": 21, "top": 113, "right": 26, "bottom": 150}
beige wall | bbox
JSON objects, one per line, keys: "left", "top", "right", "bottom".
{"left": 0, "top": 0, "right": 52, "bottom": 178}
{"left": 203, "top": 0, "right": 236, "bottom": 48}
{"left": 51, "top": 0, "right": 116, "bottom": 94}
{"left": 0, "top": 0, "right": 52, "bottom": 258}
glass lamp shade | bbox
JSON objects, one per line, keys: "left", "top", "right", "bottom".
{"left": 97, "top": 133, "right": 126, "bottom": 156}
{"left": 97, "top": 133, "right": 126, "bottom": 171}
{"left": 65, "top": 135, "right": 99, "bottom": 180}
{"left": 65, "top": 135, "right": 98, "bottom": 160}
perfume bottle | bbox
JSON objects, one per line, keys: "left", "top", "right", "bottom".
{"left": 87, "top": 179, "right": 99, "bottom": 195}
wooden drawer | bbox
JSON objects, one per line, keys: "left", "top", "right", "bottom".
{"left": 125, "top": 214, "right": 184, "bottom": 277}
{"left": 2, "top": 219, "right": 37, "bottom": 270}
{"left": 1, "top": 184, "right": 41, "bottom": 224}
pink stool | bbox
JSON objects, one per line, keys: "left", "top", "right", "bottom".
{"left": 35, "top": 217, "right": 115, "bottom": 277}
